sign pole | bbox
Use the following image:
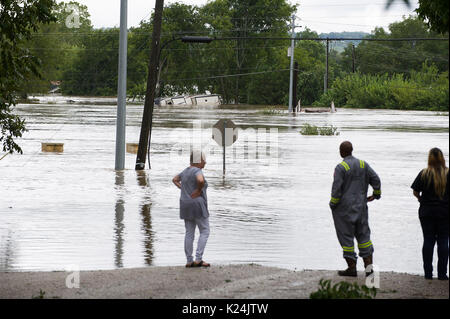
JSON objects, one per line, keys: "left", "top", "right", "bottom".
{"left": 223, "top": 120, "right": 226, "bottom": 175}
{"left": 212, "top": 118, "right": 237, "bottom": 177}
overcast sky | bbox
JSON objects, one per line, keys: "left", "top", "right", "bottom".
{"left": 67, "top": 0, "right": 419, "bottom": 34}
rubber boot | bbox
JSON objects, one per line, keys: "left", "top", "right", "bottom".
{"left": 338, "top": 258, "right": 357, "bottom": 277}
{"left": 363, "top": 255, "right": 373, "bottom": 278}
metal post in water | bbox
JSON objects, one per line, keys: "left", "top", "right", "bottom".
{"left": 115, "top": 0, "right": 128, "bottom": 170}
{"left": 223, "top": 120, "right": 226, "bottom": 175}
{"left": 293, "top": 61, "right": 298, "bottom": 112}
{"left": 324, "top": 38, "right": 329, "bottom": 93}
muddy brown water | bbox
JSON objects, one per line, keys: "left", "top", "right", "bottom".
{"left": 0, "top": 95, "right": 448, "bottom": 274}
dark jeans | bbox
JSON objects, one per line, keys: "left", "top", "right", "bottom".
{"left": 419, "top": 216, "right": 449, "bottom": 278}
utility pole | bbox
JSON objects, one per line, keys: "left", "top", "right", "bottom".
{"left": 324, "top": 38, "right": 329, "bottom": 93}
{"left": 293, "top": 61, "right": 298, "bottom": 112}
{"left": 115, "top": 0, "right": 127, "bottom": 170}
{"left": 288, "top": 14, "right": 295, "bottom": 112}
{"left": 135, "top": 0, "right": 164, "bottom": 170}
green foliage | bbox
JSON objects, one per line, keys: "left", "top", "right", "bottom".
{"left": 309, "top": 279, "right": 377, "bottom": 299}
{"left": 32, "top": 289, "right": 46, "bottom": 299}
{"left": 300, "top": 124, "right": 339, "bottom": 136}
{"left": 12, "top": 1, "right": 449, "bottom": 113}
{"left": 318, "top": 125, "right": 340, "bottom": 136}
{"left": 317, "top": 62, "right": 449, "bottom": 111}
{"left": 415, "top": 0, "right": 449, "bottom": 34}
{"left": 347, "top": 16, "right": 449, "bottom": 77}
{"left": 97, "top": 0, "right": 296, "bottom": 103}
{"left": 61, "top": 28, "right": 119, "bottom": 96}
{"left": 0, "top": 0, "right": 57, "bottom": 153}
{"left": 259, "top": 106, "right": 284, "bottom": 115}
{"left": 22, "top": 1, "right": 93, "bottom": 93}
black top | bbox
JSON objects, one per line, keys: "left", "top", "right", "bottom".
{"left": 411, "top": 169, "right": 449, "bottom": 218}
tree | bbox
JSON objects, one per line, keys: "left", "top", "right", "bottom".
{"left": 61, "top": 28, "right": 120, "bottom": 96}
{"left": 128, "top": 2, "right": 209, "bottom": 99}
{"left": 23, "top": 1, "right": 93, "bottom": 94}
{"left": 349, "top": 16, "right": 448, "bottom": 76}
{"left": 387, "top": 0, "right": 449, "bottom": 34}
{"left": 415, "top": 0, "right": 449, "bottom": 35}
{"left": 0, "top": 0, "right": 57, "bottom": 154}
{"left": 127, "top": 0, "right": 296, "bottom": 105}
{"left": 293, "top": 28, "right": 326, "bottom": 105}
{"left": 201, "top": 0, "right": 295, "bottom": 103}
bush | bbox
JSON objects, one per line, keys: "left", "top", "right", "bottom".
{"left": 310, "top": 279, "right": 377, "bottom": 299}
{"left": 259, "top": 106, "right": 284, "bottom": 115}
{"left": 300, "top": 124, "right": 339, "bottom": 136}
{"left": 315, "top": 62, "right": 449, "bottom": 111}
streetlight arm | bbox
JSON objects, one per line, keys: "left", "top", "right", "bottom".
{"left": 181, "top": 36, "right": 213, "bottom": 43}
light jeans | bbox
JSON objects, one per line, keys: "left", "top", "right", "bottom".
{"left": 184, "top": 217, "right": 210, "bottom": 263}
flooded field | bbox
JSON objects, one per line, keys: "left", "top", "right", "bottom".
{"left": 0, "top": 95, "right": 448, "bottom": 274}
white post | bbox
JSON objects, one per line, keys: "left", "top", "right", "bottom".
{"left": 115, "top": 0, "right": 128, "bottom": 170}
{"left": 288, "top": 15, "right": 295, "bottom": 113}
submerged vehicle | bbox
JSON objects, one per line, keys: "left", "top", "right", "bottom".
{"left": 155, "top": 94, "right": 222, "bottom": 107}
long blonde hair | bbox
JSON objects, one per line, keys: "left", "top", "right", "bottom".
{"left": 421, "top": 148, "right": 448, "bottom": 198}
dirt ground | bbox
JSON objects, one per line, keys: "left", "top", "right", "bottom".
{"left": 0, "top": 264, "right": 448, "bottom": 299}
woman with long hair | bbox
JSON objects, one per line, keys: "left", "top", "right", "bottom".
{"left": 411, "top": 148, "right": 449, "bottom": 280}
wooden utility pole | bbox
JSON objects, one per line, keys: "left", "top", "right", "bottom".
{"left": 135, "top": 0, "right": 164, "bottom": 170}
{"left": 292, "top": 61, "right": 298, "bottom": 112}
{"left": 288, "top": 14, "right": 295, "bottom": 112}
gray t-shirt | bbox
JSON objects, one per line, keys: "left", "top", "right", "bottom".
{"left": 179, "top": 166, "right": 209, "bottom": 220}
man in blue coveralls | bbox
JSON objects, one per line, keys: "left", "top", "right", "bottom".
{"left": 330, "top": 141, "right": 381, "bottom": 277}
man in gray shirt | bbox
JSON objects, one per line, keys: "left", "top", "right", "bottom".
{"left": 173, "top": 150, "right": 210, "bottom": 267}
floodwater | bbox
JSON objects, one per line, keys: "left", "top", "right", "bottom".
{"left": 0, "top": 95, "right": 448, "bottom": 274}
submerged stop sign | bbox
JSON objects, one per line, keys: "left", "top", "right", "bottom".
{"left": 212, "top": 119, "right": 238, "bottom": 147}
{"left": 212, "top": 119, "right": 238, "bottom": 175}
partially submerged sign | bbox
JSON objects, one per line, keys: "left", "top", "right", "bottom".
{"left": 212, "top": 119, "right": 238, "bottom": 147}
{"left": 41, "top": 143, "right": 64, "bottom": 153}
{"left": 212, "top": 119, "right": 238, "bottom": 175}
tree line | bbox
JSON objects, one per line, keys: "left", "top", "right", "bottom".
{"left": 22, "top": 1, "right": 448, "bottom": 110}
{"left": 1, "top": 0, "right": 449, "bottom": 153}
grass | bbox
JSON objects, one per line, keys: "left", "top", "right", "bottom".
{"left": 300, "top": 123, "right": 340, "bottom": 136}
{"left": 259, "top": 106, "right": 284, "bottom": 115}
{"left": 310, "top": 279, "right": 377, "bottom": 299}
{"left": 32, "top": 289, "right": 46, "bottom": 299}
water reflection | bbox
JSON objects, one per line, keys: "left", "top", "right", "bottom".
{"left": 0, "top": 230, "right": 15, "bottom": 270}
{"left": 136, "top": 170, "right": 154, "bottom": 266}
{"left": 1, "top": 99, "right": 447, "bottom": 273}
{"left": 114, "top": 171, "right": 125, "bottom": 268}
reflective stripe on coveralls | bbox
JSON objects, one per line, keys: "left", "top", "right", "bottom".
{"left": 330, "top": 156, "right": 381, "bottom": 260}
{"left": 330, "top": 197, "right": 340, "bottom": 204}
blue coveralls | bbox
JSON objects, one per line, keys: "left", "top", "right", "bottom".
{"left": 329, "top": 155, "right": 381, "bottom": 260}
